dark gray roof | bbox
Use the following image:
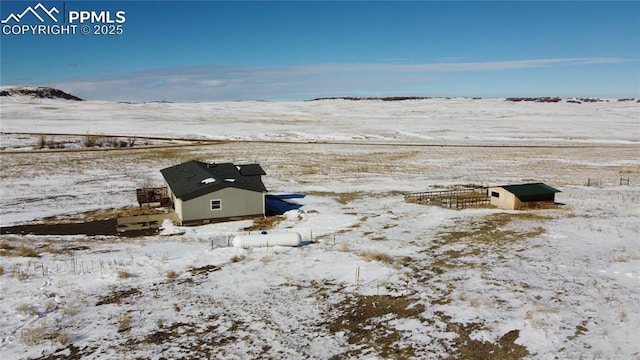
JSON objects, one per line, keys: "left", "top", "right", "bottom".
{"left": 238, "top": 163, "right": 266, "bottom": 176}
{"left": 499, "top": 183, "right": 561, "bottom": 197}
{"left": 160, "top": 160, "right": 267, "bottom": 201}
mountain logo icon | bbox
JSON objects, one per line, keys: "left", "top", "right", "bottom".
{"left": 1, "top": 2, "right": 59, "bottom": 24}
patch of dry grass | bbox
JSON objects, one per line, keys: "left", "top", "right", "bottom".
{"left": 242, "top": 216, "right": 284, "bottom": 231}
{"left": 117, "top": 270, "right": 132, "bottom": 279}
{"left": 16, "top": 303, "right": 39, "bottom": 316}
{"left": 436, "top": 212, "right": 547, "bottom": 247}
{"left": 338, "top": 243, "right": 350, "bottom": 252}
{"left": 305, "top": 191, "right": 366, "bottom": 204}
{"left": 360, "top": 251, "right": 394, "bottom": 264}
{"left": 20, "top": 323, "right": 48, "bottom": 345}
{"left": 165, "top": 270, "right": 178, "bottom": 282}
{"left": 391, "top": 211, "right": 549, "bottom": 359}
{"left": 0, "top": 243, "right": 40, "bottom": 258}
{"left": 416, "top": 212, "right": 548, "bottom": 278}
{"left": 117, "top": 313, "right": 132, "bottom": 333}
{"left": 437, "top": 312, "right": 529, "bottom": 360}
{"left": 328, "top": 294, "right": 424, "bottom": 359}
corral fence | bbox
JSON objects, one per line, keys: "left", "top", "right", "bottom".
{"left": 405, "top": 187, "right": 490, "bottom": 209}
{"left": 586, "top": 177, "right": 631, "bottom": 187}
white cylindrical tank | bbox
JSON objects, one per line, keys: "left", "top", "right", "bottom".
{"left": 232, "top": 232, "right": 302, "bottom": 248}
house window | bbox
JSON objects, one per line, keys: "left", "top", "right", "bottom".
{"left": 210, "top": 199, "right": 222, "bottom": 211}
{"left": 491, "top": 192, "right": 500, "bottom": 198}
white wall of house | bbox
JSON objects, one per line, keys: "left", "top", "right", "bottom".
{"left": 173, "top": 197, "right": 184, "bottom": 223}
{"left": 488, "top": 187, "right": 518, "bottom": 210}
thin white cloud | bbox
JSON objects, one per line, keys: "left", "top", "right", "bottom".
{"left": 47, "top": 57, "right": 633, "bottom": 101}
{"left": 295, "top": 57, "right": 629, "bottom": 74}
{"left": 200, "top": 79, "right": 225, "bottom": 87}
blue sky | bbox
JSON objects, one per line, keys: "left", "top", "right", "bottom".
{"left": 1, "top": 1, "right": 638, "bottom": 101}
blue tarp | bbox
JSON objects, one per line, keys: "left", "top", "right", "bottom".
{"left": 265, "top": 194, "right": 305, "bottom": 216}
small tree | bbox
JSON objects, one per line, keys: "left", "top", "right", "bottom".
{"left": 38, "top": 135, "right": 47, "bottom": 149}
{"left": 83, "top": 135, "right": 96, "bottom": 147}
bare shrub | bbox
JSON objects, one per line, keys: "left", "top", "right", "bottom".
{"left": 11, "top": 264, "right": 30, "bottom": 281}
{"left": 337, "top": 192, "right": 364, "bottom": 204}
{"left": 16, "top": 303, "right": 38, "bottom": 316}
{"left": 62, "top": 302, "right": 81, "bottom": 316}
{"left": 166, "top": 270, "right": 178, "bottom": 282}
{"left": 393, "top": 256, "right": 413, "bottom": 269}
{"left": 230, "top": 255, "right": 244, "bottom": 263}
{"left": 21, "top": 323, "right": 48, "bottom": 345}
{"left": 83, "top": 135, "right": 98, "bottom": 147}
{"left": 118, "top": 313, "right": 132, "bottom": 333}
{"left": 0, "top": 264, "right": 4, "bottom": 275}
{"left": 84, "top": 134, "right": 109, "bottom": 147}
{"left": 43, "top": 300, "right": 58, "bottom": 313}
{"left": 52, "top": 330, "right": 72, "bottom": 345}
{"left": 117, "top": 270, "right": 132, "bottom": 279}
{"left": 361, "top": 251, "right": 394, "bottom": 264}
{"left": 16, "top": 245, "right": 40, "bottom": 258}
{"left": 106, "top": 136, "right": 119, "bottom": 148}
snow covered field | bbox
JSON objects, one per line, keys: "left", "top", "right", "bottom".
{"left": 0, "top": 96, "right": 639, "bottom": 359}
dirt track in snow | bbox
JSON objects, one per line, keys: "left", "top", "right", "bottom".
{"left": 0, "top": 131, "right": 630, "bottom": 155}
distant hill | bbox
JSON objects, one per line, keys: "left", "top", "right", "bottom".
{"left": 0, "top": 87, "right": 82, "bottom": 101}
{"left": 309, "top": 96, "right": 437, "bottom": 101}
{"left": 310, "top": 96, "right": 638, "bottom": 103}
{"left": 505, "top": 97, "right": 638, "bottom": 104}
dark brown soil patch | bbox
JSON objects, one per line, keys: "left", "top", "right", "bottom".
{"left": 1, "top": 219, "right": 117, "bottom": 236}
{"left": 96, "top": 287, "right": 142, "bottom": 306}
{"left": 440, "top": 314, "right": 529, "bottom": 360}
{"left": 329, "top": 295, "right": 424, "bottom": 358}
{"left": 29, "top": 344, "right": 96, "bottom": 360}
{"left": 189, "top": 264, "right": 221, "bottom": 276}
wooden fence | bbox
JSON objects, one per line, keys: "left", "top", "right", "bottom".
{"left": 439, "top": 196, "right": 491, "bottom": 209}
{"left": 405, "top": 187, "right": 490, "bottom": 209}
{"left": 586, "top": 177, "right": 632, "bottom": 187}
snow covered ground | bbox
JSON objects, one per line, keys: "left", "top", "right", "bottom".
{"left": 0, "top": 96, "right": 638, "bottom": 359}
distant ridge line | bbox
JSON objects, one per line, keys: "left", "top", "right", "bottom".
{"left": 308, "top": 96, "right": 638, "bottom": 103}
{"left": 308, "top": 96, "right": 461, "bottom": 101}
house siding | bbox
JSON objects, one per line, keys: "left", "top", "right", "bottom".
{"left": 173, "top": 198, "right": 184, "bottom": 222}
{"left": 180, "top": 187, "right": 264, "bottom": 223}
{"left": 489, "top": 187, "right": 518, "bottom": 210}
